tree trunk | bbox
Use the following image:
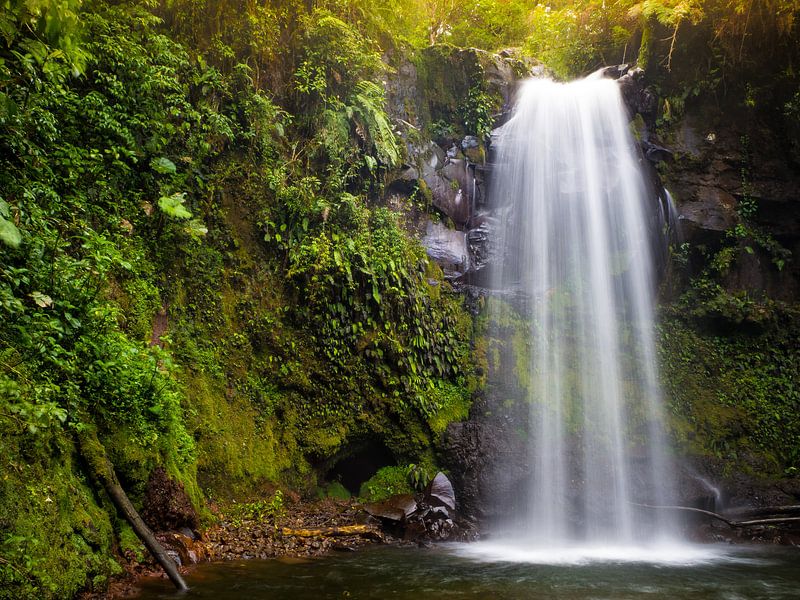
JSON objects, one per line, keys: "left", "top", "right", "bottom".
{"left": 78, "top": 428, "right": 188, "bottom": 592}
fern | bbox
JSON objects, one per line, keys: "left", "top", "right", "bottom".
{"left": 349, "top": 80, "right": 401, "bottom": 168}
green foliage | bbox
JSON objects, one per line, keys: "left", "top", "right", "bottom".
{"left": 359, "top": 465, "right": 413, "bottom": 501}
{"left": 459, "top": 85, "right": 494, "bottom": 138}
{"left": 264, "top": 184, "right": 470, "bottom": 418}
{"left": 224, "top": 490, "right": 285, "bottom": 527}
{"left": 0, "top": 0, "right": 87, "bottom": 80}
{"left": 291, "top": 9, "right": 401, "bottom": 186}
{"left": 785, "top": 89, "right": 800, "bottom": 163}
{"left": 0, "top": 199, "right": 22, "bottom": 248}
{"left": 158, "top": 192, "right": 192, "bottom": 219}
{"left": 523, "top": 4, "right": 598, "bottom": 79}
{"left": 406, "top": 462, "right": 433, "bottom": 492}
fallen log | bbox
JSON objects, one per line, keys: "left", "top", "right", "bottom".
{"left": 632, "top": 503, "right": 800, "bottom": 528}
{"left": 78, "top": 427, "right": 188, "bottom": 592}
{"left": 281, "top": 525, "right": 376, "bottom": 537}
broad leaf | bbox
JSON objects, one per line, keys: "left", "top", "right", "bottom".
{"left": 0, "top": 216, "right": 21, "bottom": 248}
{"left": 151, "top": 156, "right": 177, "bottom": 174}
{"left": 158, "top": 193, "right": 192, "bottom": 219}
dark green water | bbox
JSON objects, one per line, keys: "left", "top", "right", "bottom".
{"left": 133, "top": 543, "right": 800, "bottom": 599}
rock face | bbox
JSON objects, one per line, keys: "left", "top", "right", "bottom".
{"left": 382, "top": 45, "right": 535, "bottom": 284}
{"left": 662, "top": 106, "right": 800, "bottom": 301}
{"left": 440, "top": 344, "right": 534, "bottom": 527}
{"left": 437, "top": 67, "right": 800, "bottom": 529}
{"left": 385, "top": 45, "right": 533, "bottom": 133}
{"left": 386, "top": 62, "right": 680, "bottom": 291}
{"left": 386, "top": 55, "right": 800, "bottom": 533}
{"left": 674, "top": 455, "right": 800, "bottom": 519}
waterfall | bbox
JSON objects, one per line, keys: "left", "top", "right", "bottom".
{"left": 490, "top": 74, "right": 675, "bottom": 546}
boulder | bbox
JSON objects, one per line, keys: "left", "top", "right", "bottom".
{"left": 362, "top": 474, "right": 467, "bottom": 542}
{"left": 422, "top": 221, "right": 469, "bottom": 279}
{"left": 364, "top": 494, "right": 418, "bottom": 522}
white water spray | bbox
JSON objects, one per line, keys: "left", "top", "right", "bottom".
{"left": 489, "top": 74, "right": 675, "bottom": 548}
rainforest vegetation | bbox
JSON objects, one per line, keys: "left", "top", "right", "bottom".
{"left": 1, "top": 0, "right": 798, "bottom": 597}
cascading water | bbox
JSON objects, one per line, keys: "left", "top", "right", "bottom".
{"left": 488, "top": 74, "right": 676, "bottom": 549}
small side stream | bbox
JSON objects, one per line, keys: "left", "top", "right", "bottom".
{"left": 133, "top": 543, "right": 800, "bottom": 599}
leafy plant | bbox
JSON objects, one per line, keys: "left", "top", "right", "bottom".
{"left": 158, "top": 193, "right": 192, "bottom": 219}
{"left": 359, "top": 466, "right": 413, "bottom": 501}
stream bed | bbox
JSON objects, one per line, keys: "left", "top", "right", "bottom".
{"left": 133, "top": 542, "right": 800, "bottom": 599}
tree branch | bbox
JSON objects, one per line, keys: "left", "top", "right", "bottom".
{"left": 632, "top": 503, "right": 800, "bottom": 528}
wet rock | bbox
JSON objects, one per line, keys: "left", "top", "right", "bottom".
{"left": 425, "top": 472, "right": 456, "bottom": 511}
{"left": 386, "top": 165, "right": 420, "bottom": 195}
{"left": 441, "top": 158, "right": 472, "bottom": 193}
{"left": 679, "top": 186, "right": 740, "bottom": 238}
{"left": 678, "top": 454, "right": 800, "bottom": 511}
{"left": 165, "top": 550, "right": 181, "bottom": 567}
{"left": 364, "top": 494, "right": 418, "bottom": 522}
{"left": 418, "top": 141, "right": 447, "bottom": 177}
{"left": 465, "top": 216, "right": 503, "bottom": 284}
{"left": 642, "top": 139, "right": 674, "bottom": 163}
{"left": 461, "top": 136, "right": 480, "bottom": 150}
{"left": 393, "top": 141, "right": 471, "bottom": 227}
{"left": 616, "top": 66, "right": 658, "bottom": 122}
{"left": 440, "top": 389, "right": 536, "bottom": 527}
{"left": 425, "top": 177, "right": 471, "bottom": 228}
{"left": 422, "top": 221, "right": 469, "bottom": 278}
{"left": 403, "top": 501, "right": 456, "bottom": 541}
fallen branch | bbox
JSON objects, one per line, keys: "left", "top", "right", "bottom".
{"left": 632, "top": 503, "right": 800, "bottom": 528}
{"left": 281, "top": 525, "right": 376, "bottom": 538}
{"left": 78, "top": 427, "right": 188, "bottom": 592}
{"left": 724, "top": 505, "right": 800, "bottom": 519}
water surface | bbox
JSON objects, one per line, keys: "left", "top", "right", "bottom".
{"left": 134, "top": 543, "right": 800, "bottom": 599}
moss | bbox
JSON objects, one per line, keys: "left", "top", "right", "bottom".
{"left": 116, "top": 521, "right": 145, "bottom": 563}
{"left": 117, "top": 278, "right": 162, "bottom": 342}
{"left": 464, "top": 143, "right": 486, "bottom": 164}
{"left": 480, "top": 297, "right": 532, "bottom": 393}
{"left": 637, "top": 16, "right": 654, "bottom": 70}
{"left": 184, "top": 371, "right": 296, "bottom": 497}
{"left": 0, "top": 428, "right": 119, "bottom": 599}
{"left": 658, "top": 308, "right": 800, "bottom": 476}
{"left": 318, "top": 481, "right": 350, "bottom": 500}
{"left": 630, "top": 113, "right": 646, "bottom": 142}
{"left": 425, "top": 381, "right": 471, "bottom": 436}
